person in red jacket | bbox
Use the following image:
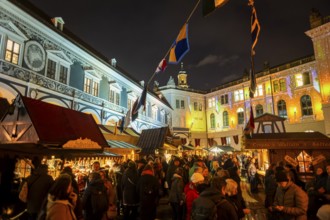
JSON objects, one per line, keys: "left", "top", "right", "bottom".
{"left": 184, "top": 172, "right": 205, "bottom": 220}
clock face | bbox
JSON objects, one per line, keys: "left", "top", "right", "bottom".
{"left": 24, "top": 41, "right": 46, "bottom": 72}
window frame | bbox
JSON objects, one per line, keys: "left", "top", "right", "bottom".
{"left": 223, "top": 111, "right": 229, "bottom": 127}
{"left": 45, "top": 51, "right": 71, "bottom": 84}
{"left": 277, "top": 100, "right": 287, "bottom": 118}
{"left": 300, "top": 95, "right": 313, "bottom": 116}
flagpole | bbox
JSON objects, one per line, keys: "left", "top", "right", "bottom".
{"left": 147, "top": 0, "right": 201, "bottom": 86}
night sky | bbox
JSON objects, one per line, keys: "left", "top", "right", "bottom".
{"left": 29, "top": 0, "right": 330, "bottom": 91}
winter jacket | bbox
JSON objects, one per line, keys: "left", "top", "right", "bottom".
{"left": 27, "top": 168, "right": 54, "bottom": 214}
{"left": 169, "top": 174, "right": 185, "bottom": 203}
{"left": 121, "top": 167, "right": 139, "bottom": 206}
{"left": 137, "top": 170, "right": 159, "bottom": 220}
{"left": 273, "top": 181, "right": 308, "bottom": 220}
{"left": 193, "top": 187, "right": 238, "bottom": 220}
{"left": 46, "top": 194, "right": 76, "bottom": 220}
{"left": 184, "top": 182, "right": 199, "bottom": 220}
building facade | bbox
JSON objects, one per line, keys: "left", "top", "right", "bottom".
{"left": 0, "top": 0, "right": 172, "bottom": 133}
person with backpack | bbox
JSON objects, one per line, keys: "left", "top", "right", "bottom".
{"left": 191, "top": 176, "right": 238, "bottom": 220}
{"left": 25, "top": 164, "right": 54, "bottom": 220}
{"left": 43, "top": 173, "right": 77, "bottom": 220}
{"left": 137, "top": 164, "right": 160, "bottom": 220}
{"left": 82, "top": 172, "right": 108, "bottom": 220}
{"left": 169, "top": 167, "right": 185, "bottom": 220}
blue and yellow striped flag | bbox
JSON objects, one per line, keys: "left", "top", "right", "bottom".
{"left": 169, "top": 23, "right": 190, "bottom": 64}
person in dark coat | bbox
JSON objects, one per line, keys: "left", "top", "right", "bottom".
{"left": 168, "top": 167, "right": 185, "bottom": 220}
{"left": 82, "top": 172, "right": 108, "bottom": 220}
{"left": 192, "top": 176, "right": 238, "bottom": 220}
{"left": 121, "top": 161, "right": 139, "bottom": 220}
{"left": 137, "top": 164, "right": 160, "bottom": 220}
{"left": 113, "top": 163, "right": 124, "bottom": 216}
{"left": 166, "top": 157, "right": 181, "bottom": 189}
{"left": 26, "top": 164, "right": 54, "bottom": 220}
{"left": 264, "top": 163, "right": 278, "bottom": 209}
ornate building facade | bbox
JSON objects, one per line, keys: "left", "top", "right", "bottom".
{"left": 0, "top": 0, "right": 172, "bottom": 133}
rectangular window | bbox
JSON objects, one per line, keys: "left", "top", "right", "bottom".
{"left": 295, "top": 73, "right": 310, "bottom": 87}
{"left": 59, "top": 65, "right": 68, "bottom": 84}
{"left": 92, "top": 81, "right": 99, "bottom": 96}
{"left": 234, "top": 90, "right": 244, "bottom": 101}
{"left": 273, "top": 80, "right": 279, "bottom": 93}
{"left": 279, "top": 79, "right": 286, "bottom": 91}
{"left": 176, "top": 100, "right": 180, "bottom": 109}
{"left": 199, "top": 103, "right": 203, "bottom": 111}
{"left": 194, "top": 102, "right": 198, "bottom": 111}
{"left": 47, "top": 59, "right": 57, "bottom": 79}
{"left": 255, "top": 85, "right": 263, "bottom": 97}
{"left": 115, "top": 93, "right": 120, "bottom": 105}
{"left": 5, "top": 39, "right": 20, "bottom": 65}
{"left": 181, "top": 100, "right": 185, "bottom": 109}
{"left": 109, "top": 90, "right": 115, "bottom": 103}
{"left": 221, "top": 94, "right": 228, "bottom": 104}
{"left": 84, "top": 78, "right": 92, "bottom": 94}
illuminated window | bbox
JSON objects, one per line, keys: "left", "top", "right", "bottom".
{"left": 237, "top": 108, "right": 244, "bottom": 124}
{"left": 223, "top": 111, "right": 229, "bottom": 127}
{"left": 273, "top": 80, "right": 279, "bottom": 93}
{"left": 84, "top": 77, "right": 92, "bottom": 94}
{"left": 295, "top": 72, "right": 310, "bottom": 87}
{"left": 208, "top": 97, "right": 215, "bottom": 108}
{"left": 255, "top": 85, "right": 263, "bottom": 97}
{"left": 279, "top": 79, "right": 286, "bottom": 91}
{"left": 5, "top": 39, "right": 20, "bottom": 65}
{"left": 296, "top": 151, "right": 313, "bottom": 173}
{"left": 92, "top": 81, "right": 99, "bottom": 97}
{"left": 277, "top": 100, "right": 287, "bottom": 118}
{"left": 234, "top": 90, "right": 244, "bottom": 102}
{"left": 301, "top": 95, "right": 313, "bottom": 116}
{"left": 210, "top": 113, "right": 215, "bottom": 129}
{"left": 255, "top": 104, "right": 263, "bottom": 117}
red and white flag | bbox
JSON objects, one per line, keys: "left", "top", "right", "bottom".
{"left": 155, "top": 59, "right": 167, "bottom": 73}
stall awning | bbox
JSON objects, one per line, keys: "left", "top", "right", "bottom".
{"left": 107, "top": 140, "right": 140, "bottom": 149}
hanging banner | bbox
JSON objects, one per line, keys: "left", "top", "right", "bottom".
{"left": 284, "top": 155, "right": 298, "bottom": 167}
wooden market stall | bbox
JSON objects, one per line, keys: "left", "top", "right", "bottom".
{"left": 244, "top": 113, "right": 330, "bottom": 183}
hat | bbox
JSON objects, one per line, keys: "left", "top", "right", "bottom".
{"left": 190, "top": 173, "right": 205, "bottom": 184}
{"left": 128, "top": 161, "right": 136, "bottom": 168}
{"left": 275, "top": 171, "right": 289, "bottom": 182}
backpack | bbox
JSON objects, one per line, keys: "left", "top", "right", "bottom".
{"left": 90, "top": 186, "right": 108, "bottom": 214}
{"left": 191, "top": 196, "right": 226, "bottom": 220}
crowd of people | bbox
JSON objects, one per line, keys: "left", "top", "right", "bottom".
{"left": 19, "top": 153, "right": 330, "bottom": 220}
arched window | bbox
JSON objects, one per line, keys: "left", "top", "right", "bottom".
{"left": 223, "top": 111, "right": 229, "bottom": 127}
{"left": 210, "top": 113, "right": 215, "bottom": 129}
{"left": 237, "top": 108, "right": 244, "bottom": 125}
{"left": 277, "top": 100, "right": 287, "bottom": 118}
{"left": 301, "top": 95, "right": 313, "bottom": 116}
{"left": 255, "top": 104, "right": 263, "bottom": 117}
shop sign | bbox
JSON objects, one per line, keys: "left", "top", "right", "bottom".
{"left": 284, "top": 155, "right": 298, "bottom": 167}
{"left": 63, "top": 138, "right": 102, "bottom": 149}
{"left": 312, "top": 154, "right": 326, "bottom": 166}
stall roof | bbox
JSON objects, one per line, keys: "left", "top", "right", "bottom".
{"left": 137, "top": 126, "right": 172, "bottom": 155}
{"left": 209, "top": 145, "right": 236, "bottom": 152}
{"left": 107, "top": 140, "right": 140, "bottom": 149}
{"left": 0, "top": 95, "right": 108, "bottom": 148}
{"left": 245, "top": 132, "right": 330, "bottom": 149}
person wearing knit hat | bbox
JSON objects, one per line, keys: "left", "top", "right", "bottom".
{"left": 184, "top": 173, "right": 205, "bottom": 220}
{"left": 269, "top": 171, "right": 308, "bottom": 219}
{"left": 190, "top": 173, "right": 205, "bottom": 184}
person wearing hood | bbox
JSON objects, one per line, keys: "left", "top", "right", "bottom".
{"left": 270, "top": 171, "right": 308, "bottom": 220}
{"left": 82, "top": 172, "right": 108, "bottom": 220}
{"left": 137, "top": 164, "right": 160, "bottom": 220}
{"left": 45, "top": 173, "right": 77, "bottom": 220}
{"left": 184, "top": 172, "right": 205, "bottom": 220}
{"left": 169, "top": 167, "right": 185, "bottom": 220}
